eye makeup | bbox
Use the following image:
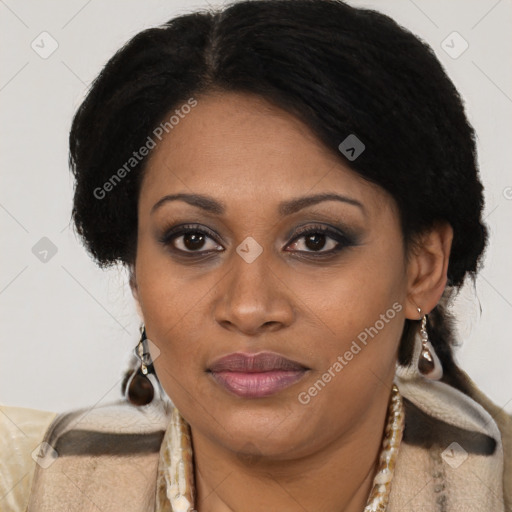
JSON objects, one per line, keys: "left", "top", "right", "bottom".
{"left": 156, "top": 219, "right": 363, "bottom": 260}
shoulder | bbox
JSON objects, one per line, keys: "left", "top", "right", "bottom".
{"left": 456, "top": 368, "right": 512, "bottom": 508}
{"left": 40, "top": 397, "right": 173, "bottom": 459}
{"left": 391, "top": 368, "right": 512, "bottom": 511}
{"left": 26, "top": 397, "right": 173, "bottom": 511}
{"left": 0, "top": 404, "right": 57, "bottom": 512}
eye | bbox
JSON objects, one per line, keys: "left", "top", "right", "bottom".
{"left": 158, "top": 222, "right": 357, "bottom": 257}
{"left": 286, "top": 224, "right": 354, "bottom": 255}
{"left": 158, "top": 224, "right": 223, "bottom": 255}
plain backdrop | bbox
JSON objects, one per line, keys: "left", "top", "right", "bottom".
{"left": 1, "top": 0, "right": 511, "bottom": 414}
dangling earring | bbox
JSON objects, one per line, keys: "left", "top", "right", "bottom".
{"left": 417, "top": 307, "right": 443, "bottom": 380}
{"left": 126, "top": 324, "right": 156, "bottom": 406}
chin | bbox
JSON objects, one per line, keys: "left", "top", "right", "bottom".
{"left": 209, "top": 398, "right": 313, "bottom": 453}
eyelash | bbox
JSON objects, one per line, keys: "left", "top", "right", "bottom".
{"left": 158, "top": 223, "right": 357, "bottom": 259}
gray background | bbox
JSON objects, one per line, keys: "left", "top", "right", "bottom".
{"left": 1, "top": 0, "right": 511, "bottom": 414}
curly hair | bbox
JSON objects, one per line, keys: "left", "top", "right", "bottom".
{"left": 69, "top": 0, "right": 488, "bottom": 395}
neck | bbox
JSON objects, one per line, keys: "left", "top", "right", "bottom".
{"left": 190, "top": 388, "right": 392, "bottom": 512}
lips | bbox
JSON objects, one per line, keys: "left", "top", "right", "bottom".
{"left": 208, "top": 352, "right": 309, "bottom": 398}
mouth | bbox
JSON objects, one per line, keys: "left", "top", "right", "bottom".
{"left": 207, "top": 351, "right": 309, "bottom": 398}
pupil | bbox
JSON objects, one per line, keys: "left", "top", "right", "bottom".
{"left": 305, "top": 233, "right": 325, "bottom": 251}
{"left": 184, "top": 233, "right": 204, "bottom": 250}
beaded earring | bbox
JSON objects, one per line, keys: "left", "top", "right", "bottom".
{"left": 126, "top": 325, "right": 156, "bottom": 405}
{"left": 417, "top": 307, "right": 443, "bottom": 380}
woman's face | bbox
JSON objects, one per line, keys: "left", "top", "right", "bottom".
{"left": 133, "top": 90, "right": 413, "bottom": 459}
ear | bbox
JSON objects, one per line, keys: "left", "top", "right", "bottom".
{"left": 403, "top": 221, "right": 453, "bottom": 319}
{"left": 128, "top": 263, "right": 140, "bottom": 304}
{"left": 128, "top": 263, "right": 146, "bottom": 321}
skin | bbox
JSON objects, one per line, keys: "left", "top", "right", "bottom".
{"left": 130, "top": 90, "right": 453, "bottom": 512}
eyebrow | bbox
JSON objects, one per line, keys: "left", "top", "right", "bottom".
{"left": 150, "top": 192, "right": 365, "bottom": 216}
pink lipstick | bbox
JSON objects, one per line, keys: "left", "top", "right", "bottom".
{"left": 208, "top": 351, "right": 309, "bottom": 398}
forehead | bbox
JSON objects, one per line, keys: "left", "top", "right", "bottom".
{"left": 140, "top": 91, "right": 391, "bottom": 214}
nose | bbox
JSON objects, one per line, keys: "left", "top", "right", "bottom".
{"left": 213, "top": 252, "right": 295, "bottom": 336}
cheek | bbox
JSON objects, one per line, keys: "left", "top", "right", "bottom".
{"left": 133, "top": 244, "right": 196, "bottom": 381}
{"left": 134, "top": 234, "right": 206, "bottom": 323}
{"left": 286, "top": 251, "right": 406, "bottom": 442}
{"left": 304, "top": 240, "right": 406, "bottom": 340}
{"left": 301, "top": 235, "right": 407, "bottom": 386}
